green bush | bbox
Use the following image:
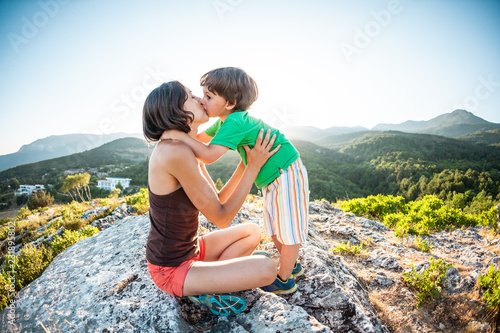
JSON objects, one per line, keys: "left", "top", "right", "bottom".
{"left": 478, "top": 264, "right": 500, "bottom": 325}
{"left": 108, "top": 188, "right": 121, "bottom": 198}
{"left": 332, "top": 241, "right": 368, "bottom": 255}
{"left": 402, "top": 257, "right": 452, "bottom": 308}
{"left": 0, "top": 272, "right": 11, "bottom": 310}
{"left": 0, "top": 225, "right": 99, "bottom": 311}
{"left": 49, "top": 226, "right": 99, "bottom": 258}
{"left": 16, "top": 207, "right": 32, "bottom": 220}
{"left": 413, "top": 236, "right": 433, "bottom": 253}
{"left": 3, "top": 245, "right": 49, "bottom": 291}
{"left": 339, "top": 194, "right": 407, "bottom": 220}
{"left": 342, "top": 194, "right": 496, "bottom": 237}
{"left": 125, "top": 188, "right": 149, "bottom": 215}
{"left": 27, "top": 191, "right": 54, "bottom": 210}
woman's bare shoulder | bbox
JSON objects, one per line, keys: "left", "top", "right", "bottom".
{"left": 153, "top": 140, "right": 196, "bottom": 164}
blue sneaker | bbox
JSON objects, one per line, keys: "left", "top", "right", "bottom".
{"left": 292, "top": 261, "right": 304, "bottom": 278}
{"left": 187, "top": 294, "right": 246, "bottom": 316}
{"left": 251, "top": 250, "right": 271, "bottom": 258}
{"left": 261, "top": 275, "right": 297, "bottom": 294}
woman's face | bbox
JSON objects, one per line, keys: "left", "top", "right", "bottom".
{"left": 184, "top": 88, "right": 209, "bottom": 125}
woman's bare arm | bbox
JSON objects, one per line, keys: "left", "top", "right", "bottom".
{"left": 167, "top": 130, "right": 279, "bottom": 228}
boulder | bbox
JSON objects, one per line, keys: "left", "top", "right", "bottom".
{"left": 0, "top": 208, "right": 388, "bottom": 332}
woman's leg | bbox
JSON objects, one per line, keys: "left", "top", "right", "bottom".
{"left": 203, "top": 223, "right": 261, "bottom": 261}
{"left": 183, "top": 256, "right": 277, "bottom": 296}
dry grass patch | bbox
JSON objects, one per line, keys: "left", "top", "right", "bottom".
{"left": 368, "top": 285, "right": 418, "bottom": 332}
{"left": 478, "top": 228, "right": 499, "bottom": 242}
{"left": 369, "top": 285, "right": 488, "bottom": 332}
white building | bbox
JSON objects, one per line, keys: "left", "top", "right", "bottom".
{"left": 15, "top": 184, "right": 46, "bottom": 196}
{"left": 97, "top": 177, "right": 131, "bottom": 190}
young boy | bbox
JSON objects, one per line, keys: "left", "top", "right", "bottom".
{"left": 163, "top": 67, "right": 309, "bottom": 294}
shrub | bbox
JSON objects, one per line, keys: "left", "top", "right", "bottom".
{"left": 49, "top": 226, "right": 99, "bottom": 258}
{"left": 339, "top": 194, "right": 407, "bottom": 220}
{"left": 0, "top": 272, "right": 11, "bottom": 310}
{"left": 413, "top": 236, "right": 433, "bottom": 253}
{"left": 108, "top": 188, "right": 121, "bottom": 198}
{"left": 27, "top": 191, "right": 54, "bottom": 210}
{"left": 402, "top": 257, "right": 452, "bottom": 308}
{"left": 16, "top": 207, "right": 32, "bottom": 220}
{"left": 16, "top": 194, "right": 28, "bottom": 206}
{"left": 63, "top": 218, "right": 87, "bottom": 231}
{"left": 342, "top": 194, "right": 495, "bottom": 237}
{"left": 125, "top": 188, "right": 149, "bottom": 215}
{"left": 3, "top": 245, "right": 49, "bottom": 291}
{"left": 478, "top": 264, "right": 500, "bottom": 326}
{"left": 332, "top": 241, "right": 368, "bottom": 255}
{"left": 0, "top": 205, "right": 100, "bottom": 311}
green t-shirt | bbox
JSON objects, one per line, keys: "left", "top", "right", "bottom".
{"left": 205, "top": 111, "right": 299, "bottom": 188}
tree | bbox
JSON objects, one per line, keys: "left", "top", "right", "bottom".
{"left": 215, "top": 178, "right": 224, "bottom": 191}
{"left": 9, "top": 178, "right": 19, "bottom": 191}
{"left": 61, "top": 173, "right": 92, "bottom": 202}
{"left": 108, "top": 188, "right": 121, "bottom": 198}
{"left": 16, "top": 194, "right": 29, "bottom": 206}
{"left": 27, "top": 190, "right": 54, "bottom": 210}
{"left": 115, "top": 182, "right": 124, "bottom": 191}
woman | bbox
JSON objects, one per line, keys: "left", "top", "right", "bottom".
{"left": 143, "top": 81, "right": 278, "bottom": 316}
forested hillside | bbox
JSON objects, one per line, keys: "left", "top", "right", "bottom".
{"left": 1, "top": 131, "right": 499, "bottom": 214}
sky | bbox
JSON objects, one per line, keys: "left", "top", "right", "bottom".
{"left": 0, "top": 0, "right": 499, "bottom": 155}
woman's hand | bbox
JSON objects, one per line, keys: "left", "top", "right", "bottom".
{"left": 243, "top": 129, "right": 280, "bottom": 172}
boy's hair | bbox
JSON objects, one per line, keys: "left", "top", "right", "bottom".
{"left": 142, "top": 81, "right": 194, "bottom": 142}
{"left": 200, "top": 67, "right": 258, "bottom": 112}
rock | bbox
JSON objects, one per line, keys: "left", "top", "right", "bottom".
{"left": 375, "top": 275, "right": 395, "bottom": 287}
{"left": 2, "top": 199, "right": 496, "bottom": 332}
{"left": 355, "top": 217, "right": 389, "bottom": 232}
{"left": 0, "top": 215, "right": 193, "bottom": 333}
{"left": 0, "top": 210, "right": 388, "bottom": 332}
{"left": 232, "top": 292, "right": 331, "bottom": 332}
{"left": 79, "top": 205, "right": 109, "bottom": 220}
{"left": 444, "top": 266, "right": 461, "bottom": 291}
{"left": 90, "top": 203, "right": 132, "bottom": 230}
{"left": 367, "top": 249, "right": 402, "bottom": 271}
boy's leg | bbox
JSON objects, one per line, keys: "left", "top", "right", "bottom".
{"left": 183, "top": 256, "right": 277, "bottom": 296}
{"left": 277, "top": 244, "right": 300, "bottom": 280}
{"left": 203, "top": 223, "right": 261, "bottom": 261}
{"left": 271, "top": 235, "right": 282, "bottom": 253}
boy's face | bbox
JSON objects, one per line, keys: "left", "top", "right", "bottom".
{"left": 201, "top": 86, "right": 234, "bottom": 120}
{"left": 184, "top": 88, "right": 209, "bottom": 124}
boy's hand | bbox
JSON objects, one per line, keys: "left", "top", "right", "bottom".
{"left": 244, "top": 129, "right": 280, "bottom": 171}
{"left": 160, "top": 129, "right": 186, "bottom": 141}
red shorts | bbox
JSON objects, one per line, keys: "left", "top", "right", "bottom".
{"left": 147, "top": 237, "right": 205, "bottom": 297}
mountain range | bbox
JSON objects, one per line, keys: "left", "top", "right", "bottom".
{"left": 0, "top": 133, "right": 143, "bottom": 172}
{"left": 282, "top": 109, "right": 500, "bottom": 142}
{"left": 0, "top": 109, "right": 499, "bottom": 172}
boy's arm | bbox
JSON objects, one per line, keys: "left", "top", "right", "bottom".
{"left": 161, "top": 130, "right": 228, "bottom": 164}
{"left": 196, "top": 131, "right": 213, "bottom": 144}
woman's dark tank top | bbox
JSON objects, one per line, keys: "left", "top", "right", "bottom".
{"left": 146, "top": 185, "right": 200, "bottom": 267}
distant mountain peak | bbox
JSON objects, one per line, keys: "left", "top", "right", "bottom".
{"left": 372, "top": 109, "right": 495, "bottom": 135}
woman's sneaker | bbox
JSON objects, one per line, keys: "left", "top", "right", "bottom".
{"left": 251, "top": 250, "right": 271, "bottom": 258}
{"left": 187, "top": 294, "right": 246, "bottom": 316}
{"left": 292, "top": 261, "right": 304, "bottom": 278}
{"left": 261, "top": 275, "right": 297, "bottom": 294}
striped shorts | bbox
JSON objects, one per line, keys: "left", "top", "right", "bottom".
{"left": 262, "top": 158, "right": 309, "bottom": 245}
